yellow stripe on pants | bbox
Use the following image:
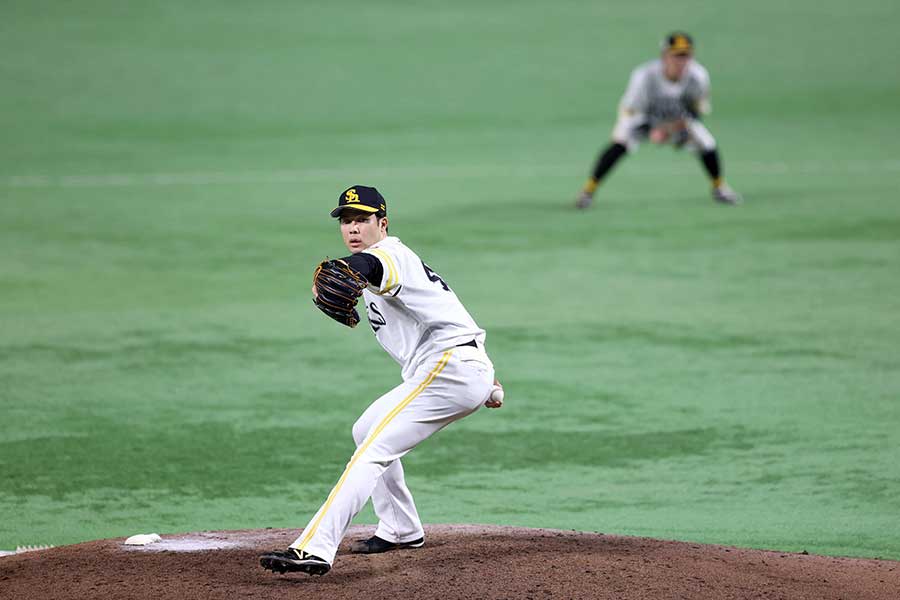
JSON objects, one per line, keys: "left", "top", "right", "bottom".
{"left": 294, "top": 350, "right": 453, "bottom": 550}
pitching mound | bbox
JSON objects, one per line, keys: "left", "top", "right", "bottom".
{"left": 2, "top": 525, "right": 897, "bottom": 599}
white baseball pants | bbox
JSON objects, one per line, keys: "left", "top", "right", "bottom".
{"left": 290, "top": 345, "right": 495, "bottom": 564}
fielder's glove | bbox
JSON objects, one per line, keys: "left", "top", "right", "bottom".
{"left": 312, "top": 259, "right": 368, "bottom": 327}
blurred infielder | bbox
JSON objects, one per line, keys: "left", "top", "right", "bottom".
{"left": 260, "top": 185, "right": 503, "bottom": 576}
{"left": 576, "top": 32, "right": 743, "bottom": 208}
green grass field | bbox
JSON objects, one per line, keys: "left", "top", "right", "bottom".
{"left": 2, "top": 1, "right": 899, "bottom": 559}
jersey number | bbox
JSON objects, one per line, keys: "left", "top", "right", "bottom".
{"left": 421, "top": 261, "right": 450, "bottom": 292}
{"left": 368, "top": 302, "right": 387, "bottom": 332}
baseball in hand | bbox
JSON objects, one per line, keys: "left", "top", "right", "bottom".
{"left": 486, "top": 385, "right": 504, "bottom": 408}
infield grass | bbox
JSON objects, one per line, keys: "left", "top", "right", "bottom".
{"left": 2, "top": 0, "right": 899, "bottom": 559}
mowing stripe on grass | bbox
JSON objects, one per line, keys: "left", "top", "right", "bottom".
{"left": 4, "top": 160, "right": 900, "bottom": 189}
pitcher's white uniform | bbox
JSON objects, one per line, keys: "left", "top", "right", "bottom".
{"left": 290, "top": 236, "right": 495, "bottom": 564}
{"left": 612, "top": 58, "right": 717, "bottom": 152}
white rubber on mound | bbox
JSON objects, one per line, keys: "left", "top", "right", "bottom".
{"left": 124, "top": 533, "right": 162, "bottom": 546}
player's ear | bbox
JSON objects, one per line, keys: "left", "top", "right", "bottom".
{"left": 379, "top": 216, "right": 389, "bottom": 232}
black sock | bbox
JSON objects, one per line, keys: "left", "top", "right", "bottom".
{"left": 592, "top": 142, "right": 628, "bottom": 181}
{"left": 700, "top": 149, "right": 722, "bottom": 183}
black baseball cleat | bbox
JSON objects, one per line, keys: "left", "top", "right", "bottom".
{"left": 349, "top": 535, "right": 425, "bottom": 554}
{"left": 259, "top": 548, "right": 331, "bottom": 576}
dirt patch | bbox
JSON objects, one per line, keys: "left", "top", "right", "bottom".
{"left": 2, "top": 525, "right": 897, "bottom": 599}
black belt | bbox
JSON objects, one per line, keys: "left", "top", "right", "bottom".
{"left": 456, "top": 339, "right": 477, "bottom": 348}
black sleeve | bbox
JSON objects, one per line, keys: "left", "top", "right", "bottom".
{"left": 343, "top": 253, "right": 383, "bottom": 287}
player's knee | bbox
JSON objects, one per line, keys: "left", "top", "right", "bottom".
{"left": 355, "top": 441, "right": 396, "bottom": 466}
{"left": 688, "top": 127, "right": 716, "bottom": 152}
{"left": 351, "top": 419, "right": 368, "bottom": 446}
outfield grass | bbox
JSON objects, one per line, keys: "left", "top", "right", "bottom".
{"left": 2, "top": 1, "right": 899, "bottom": 559}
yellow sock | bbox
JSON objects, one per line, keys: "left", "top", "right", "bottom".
{"left": 583, "top": 179, "right": 598, "bottom": 195}
{"left": 712, "top": 177, "right": 723, "bottom": 189}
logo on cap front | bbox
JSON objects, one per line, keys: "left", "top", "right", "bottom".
{"left": 345, "top": 188, "right": 359, "bottom": 203}
{"left": 670, "top": 34, "right": 692, "bottom": 51}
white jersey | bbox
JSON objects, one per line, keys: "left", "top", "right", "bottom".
{"left": 619, "top": 59, "right": 711, "bottom": 125}
{"left": 361, "top": 236, "right": 485, "bottom": 380}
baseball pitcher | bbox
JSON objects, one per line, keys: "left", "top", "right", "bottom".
{"left": 260, "top": 185, "right": 503, "bottom": 576}
{"left": 576, "top": 32, "right": 743, "bottom": 208}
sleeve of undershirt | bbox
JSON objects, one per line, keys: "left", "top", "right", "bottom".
{"left": 342, "top": 253, "right": 383, "bottom": 287}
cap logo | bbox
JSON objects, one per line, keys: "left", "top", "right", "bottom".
{"left": 672, "top": 35, "right": 691, "bottom": 51}
{"left": 345, "top": 188, "right": 359, "bottom": 203}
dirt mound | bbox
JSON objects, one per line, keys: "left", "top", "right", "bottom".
{"left": 2, "top": 525, "right": 897, "bottom": 599}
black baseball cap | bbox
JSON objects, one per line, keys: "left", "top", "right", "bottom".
{"left": 330, "top": 185, "right": 387, "bottom": 218}
{"left": 663, "top": 32, "right": 694, "bottom": 55}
